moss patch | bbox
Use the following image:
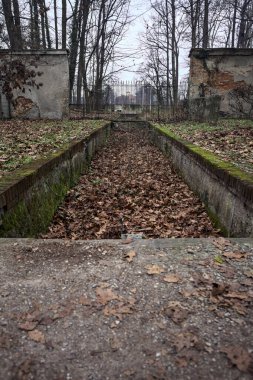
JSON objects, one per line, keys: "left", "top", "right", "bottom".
{"left": 151, "top": 123, "right": 253, "bottom": 186}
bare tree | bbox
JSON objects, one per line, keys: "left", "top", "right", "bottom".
{"left": 2, "top": 0, "right": 23, "bottom": 50}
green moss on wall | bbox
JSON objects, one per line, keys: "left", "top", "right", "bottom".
{"left": 0, "top": 124, "right": 111, "bottom": 238}
{"left": 151, "top": 123, "right": 253, "bottom": 185}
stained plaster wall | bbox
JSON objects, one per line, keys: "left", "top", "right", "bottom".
{"left": 0, "top": 50, "right": 69, "bottom": 119}
{"left": 189, "top": 48, "right": 253, "bottom": 118}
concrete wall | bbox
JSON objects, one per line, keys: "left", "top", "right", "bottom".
{"left": 0, "top": 50, "right": 69, "bottom": 119}
{"left": 147, "top": 124, "right": 253, "bottom": 237}
{"left": 189, "top": 48, "right": 253, "bottom": 119}
{"left": 0, "top": 124, "right": 111, "bottom": 237}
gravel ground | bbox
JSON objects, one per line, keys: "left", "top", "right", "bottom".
{"left": 0, "top": 237, "right": 252, "bottom": 380}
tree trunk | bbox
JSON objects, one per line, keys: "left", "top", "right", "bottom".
{"left": 44, "top": 0, "right": 52, "bottom": 48}
{"left": 38, "top": 0, "right": 46, "bottom": 49}
{"left": 62, "top": 0, "right": 67, "bottom": 49}
{"left": 33, "top": 0, "right": 41, "bottom": 49}
{"left": 171, "top": 0, "right": 177, "bottom": 106}
{"left": 69, "top": 0, "right": 81, "bottom": 100}
{"left": 202, "top": 0, "right": 209, "bottom": 48}
{"left": 231, "top": 0, "right": 238, "bottom": 47}
{"left": 2, "top": 0, "right": 23, "bottom": 50}
{"left": 54, "top": 0, "right": 59, "bottom": 49}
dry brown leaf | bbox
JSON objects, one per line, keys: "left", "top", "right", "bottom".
{"left": 244, "top": 269, "right": 253, "bottom": 278}
{"left": 221, "top": 346, "right": 253, "bottom": 372}
{"left": 96, "top": 287, "right": 119, "bottom": 305}
{"left": 174, "top": 331, "right": 200, "bottom": 352}
{"left": 121, "top": 238, "right": 133, "bottom": 245}
{"left": 79, "top": 296, "right": 92, "bottom": 306}
{"left": 179, "top": 288, "right": 196, "bottom": 298}
{"left": 103, "top": 303, "right": 134, "bottom": 320}
{"left": 165, "top": 301, "right": 189, "bottom": 324}
{"left": 212, "top": 237, "right": 232, "bottom": 250}
{"left": 146, "top": 264, "right": 165, "bottom": 275}
{"left": 223, "top": 251, "right": 247, "bottom": 260}
{"left": 18, "top": 321, "right": 38, "bottom": 331}
{"left": 211, "top": 282, "right": 228, "bottom": 297}
{"left": 124, "top": 250, "right": 136, "bottom": 263}
{"left": 109, "top": 336, "right": 122, "bottom": 351}
{"left": 163, "top": 274, "right": 180, "bottom": 283}
{"left": 225, "top": 292, "right": 249, "bottom": 300}
{"left": 28, "top": 329, "right": 45, "bottom": 343}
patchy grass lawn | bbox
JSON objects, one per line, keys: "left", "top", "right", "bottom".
{"left": 160, "top": 119, "right": 253, "bottom": 175}
{"left": 0, "top": 119, "right": 107, "bottom": 178}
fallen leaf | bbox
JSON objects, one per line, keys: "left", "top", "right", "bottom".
{"left": 79, "top": 296, "right": 92, "bottom": 306}
{"left": 174, "top": 331, "right": 200, "bottom": 352}
{"left": 124, "top": 250, "right": 136, "bottom": 263}
{"left": 109, "top": 336, "right": 122, "bottom": 351}
{"left": 121, "top": 238, "right": 133, "bottom": 244}
{"left": 96, "top": 287, "right": 120, "bottom": 305}
{"left": 214, "top": 255, "right": 224, "bottom": 264}
{"left": 146, "top": 264, "right": 165, "bottom": 275}
{"left": 223, "top": 251, "right": 247, "bottom": 260}
{"left": 165, "top": 301, "right": 189, "bottom": 324}
{"left": 244, "top": 269, "right": 253, "bottom": 278}
{"left": 18, "top": 321, "right": 38, "bottom": 331}
{"left": 213, "top": 238, "right": 232, "bottom": 250}
{"left": 28, "top": 329, "right": 45, "bottom": 343}
{"left": 103, "top": 303, "right": 134, "bottom": 320}
{"left": 211, "top": 282, "right": 228, "bottom": 297}
{"left": 221, "top": 346, "right": 253, "bottom": 372}
{"left": 225, "top": 292, "right": 249, "bottom": 300}
{"left": 163, "top": 274, "right": 180, "bottom": 283}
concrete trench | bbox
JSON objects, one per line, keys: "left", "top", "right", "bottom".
{"left": 43, "top": 122, "right": 218, "bottom": 240}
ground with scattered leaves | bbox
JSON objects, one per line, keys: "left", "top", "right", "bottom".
{"left": 161, "top": 119, "right": 253, "bottom": 174}
{"left": 0, "top": 237, "right": 252, "bottom": 379}
{"left": 0, "top": 119, "right": 106, "bottom": 178}
{"left": 44, "top": 127, "right": 218, "bottom": 239}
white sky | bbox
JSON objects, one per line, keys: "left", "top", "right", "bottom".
{"left": 115, "top": 0, "right": 190, "bottom": 82}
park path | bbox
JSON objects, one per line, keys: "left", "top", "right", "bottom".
{"left": 44, "top": 127, "right": 218, "bottom": 239}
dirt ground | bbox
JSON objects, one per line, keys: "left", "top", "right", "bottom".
{"left": 0, "top": 237, "right": 252, "bottom": 380}
{"left": 44, "top": 127, "right": 219, "bottom": 240}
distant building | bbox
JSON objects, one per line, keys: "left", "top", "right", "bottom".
{"left": 189, "top": 48, "right": 253, "bottom": 120}
{"left": 0, "top": 50, "right": 69, "bottom": 119}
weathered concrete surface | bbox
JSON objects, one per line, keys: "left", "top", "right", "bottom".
{"left": 0, "top": 237, "right": 252, "bottom": 380}
{"left": 189, "top": 48, "right": 253, "bottom": 118}
{"left": 0, "top": 124, "right": 111, "bottom": 238}
{"left": 148, "top": 123, "right": 253, "bottom": 238}
{"left": 0, "top": 50, "right": 69, "bottom": 119}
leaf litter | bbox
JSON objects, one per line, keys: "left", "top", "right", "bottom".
{"left": 44, "top": 128, "right": 220, "bottom": 239}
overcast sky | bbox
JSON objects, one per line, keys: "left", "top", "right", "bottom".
{"left": 115, "top": 1, "right": 190, "bottom": 82}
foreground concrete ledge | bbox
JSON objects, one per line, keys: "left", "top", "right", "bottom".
{"left": 0, "top": 237, "right": 252, "bottom": 380}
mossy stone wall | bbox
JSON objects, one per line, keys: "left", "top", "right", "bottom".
{"left": 148, "top": 123, "right": 253, "bottom": 237}
{"left": 0, "top": 124, "right": 111, "bottom": 237}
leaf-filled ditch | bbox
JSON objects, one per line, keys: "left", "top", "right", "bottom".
{"left": 44, "top": 127, "right": 220, "bottom": 239}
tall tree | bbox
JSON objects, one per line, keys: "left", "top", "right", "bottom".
{"left": 2, "top": 0, "right": 23, "bottom": 50}
{"left": 202, "top": 0, "right": 209, "bottom": 48}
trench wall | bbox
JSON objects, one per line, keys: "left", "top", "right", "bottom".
{"left": 147, "top": 123, "right": 253, "bottom": 237}
{"left": 0, "top": 123, "right": 111, "bottom": 237}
